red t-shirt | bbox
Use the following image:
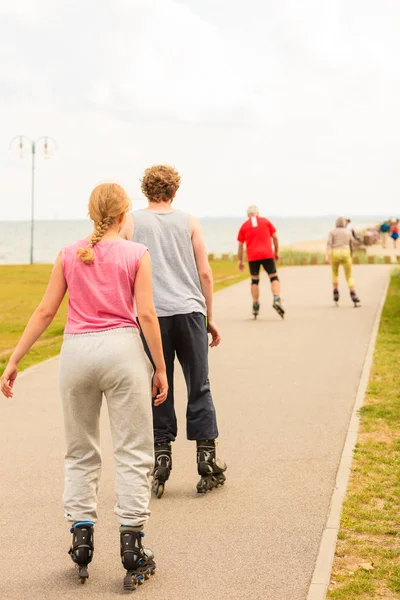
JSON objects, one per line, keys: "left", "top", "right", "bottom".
{"left": 237, "top": 216, "right": 276, "bottom": 261}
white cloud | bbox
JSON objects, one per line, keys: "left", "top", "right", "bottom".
{"left": 1, "top": 0, "right": 400, "bottom": 220}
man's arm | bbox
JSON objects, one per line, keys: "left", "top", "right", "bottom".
{"left": 119, "top": 213, "right": 134, "bottom": 240}
{"left": 190, "top": 216, "right": 221, "bottom": 347}
{"left": 238, "top": 242, "right": 245, "bottom": 271}
{"left": 272, "top": 233, "right": 279, "bottom": 261}
{"left": 325, "top": 231, "right": 333, "bottom": 263}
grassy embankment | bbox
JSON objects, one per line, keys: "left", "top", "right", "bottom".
{"left": 0, "top": 260, "right": 248, "bottom": 375}
{"left": 328, "top": 270, "right": 400, "bottom": 599}
{"left": 278, "top": 250, "right": 388, "bottom": 265}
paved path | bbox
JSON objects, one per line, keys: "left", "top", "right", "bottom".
{"left": 0, "top": 265, "right": 390, "bottom": 600}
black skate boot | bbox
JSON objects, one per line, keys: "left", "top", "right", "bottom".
{"left": 120, "top": 528, "right": 156, "bottom": 592}
{"left": 252, "top": 301, "right": 260, "bottom": 318}
{"left": 350, "top": 290, "right": 361, "bottom": 307}
{"left": 68, "top": 521, "right": 94, "bottom": 584}
{"left": 196, "top": 440, "right": 227, "bottom": 494}
{"left": 273, "top": 296, "right": 285, "bottom": 319}
{"left": 152, "top": 441, "right": 172, "bottom": 499}
{"left": 333, "top": 289, "right": 339, "bottom": 305}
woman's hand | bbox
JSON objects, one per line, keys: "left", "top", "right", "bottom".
{"left": 152, "top": 370, "right": 168, "bottom": 406}
{"left": 1, "top": 361, "right": 18, "bottom": 398}
{"left": 325, "top": 254, "right": 330, "bottom": 264}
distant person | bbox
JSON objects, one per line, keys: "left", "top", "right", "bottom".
{"left": 120, "top": 165, "right": 227, "bottom": 498}
{"left": 1, "top": 183, "right": 168, "bottom": 592}
{"left": 390, "top": 219, "right": 399, "bottom": 249}
{"left": 326, "top": 216, "right": 361, "bottom": 307}
{"left": 237, "top": 205, "right": 284, "bottom": 319}
{"left": 380, "top": 221, "right": 390, "bottom": 248}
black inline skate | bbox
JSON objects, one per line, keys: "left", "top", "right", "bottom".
{"left": 152, "top": 441, "right": 172, "bottom": 498}
{"left": 120, "top": 528, "right": 156, "bottom": 592}
{"left": 68, "top": 521, "right": 94, "bottom": 584}
{"left": 252, "top": 301, "right": 260, "bottom": 319}
{"left": 350, "top": 290, "right": 361, "bottom": 307}
{"left": 333, "top": 289, "right": 339, "bottom": 305}
{"left": 196, "top": 439, "right": 227, "bottom": 494}
{"left": 273, "top": 296, "right": 285, "bottom": 319}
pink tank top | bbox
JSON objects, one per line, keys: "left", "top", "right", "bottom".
{"left": 62, "top": 239, "right": 147, "bottom": 334}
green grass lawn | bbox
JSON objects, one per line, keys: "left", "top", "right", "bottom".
{"left": 0, "top": 261, "right": 249, "bottom": 375}
{"left": 328, "top": 270, "right": 400, "bottom": 599}
{"left": 211, "top": 258, "right": 248, "bottom": 291}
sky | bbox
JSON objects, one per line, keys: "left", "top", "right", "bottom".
{"left": 1, "top": 0, "right": 400, "bottom": 220}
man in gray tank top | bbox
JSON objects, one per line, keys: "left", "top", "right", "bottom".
{"left": 120, "top": 165, "right": 227, "bottom": 497}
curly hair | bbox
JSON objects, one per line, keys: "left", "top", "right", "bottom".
{"left": 141, "top": 165, "right": 181, "bottom": 203}
{"left": 77, "top": 183, "right": 131, "bottom": 264}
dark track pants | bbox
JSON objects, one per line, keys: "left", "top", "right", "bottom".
{"left": 141, "top": 312, "right": 219, "bottom": 443}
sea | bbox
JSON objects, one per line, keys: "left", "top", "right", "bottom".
{"left": 0, "top": 216, "right": 383, "bottom": 265}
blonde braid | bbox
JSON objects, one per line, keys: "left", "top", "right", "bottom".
{"left": 77, "top": 216, "right": 114, "bottom": 264}
{"left": 76, "top": 182, "right": 131, "bottom": 265}
{"left": 90, "top": 216, "right": 113, "bottom": 245}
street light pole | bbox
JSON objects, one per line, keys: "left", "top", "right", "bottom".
{"left": 9, "top": 135, "right": 57, "bottom": 265}
{"left": 30, "top": 140, "right": 36, "bottom": 265}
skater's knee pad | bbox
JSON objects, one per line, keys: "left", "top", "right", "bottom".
{"left": 251, "top": 278, "right": 259, "bottom": 286}
{"left": 269, "top": 275, "right": 279, "bottom": 283}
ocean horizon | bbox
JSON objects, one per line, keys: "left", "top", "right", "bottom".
{"left": 0, "top": 215, "right": 386, "bottom": 265}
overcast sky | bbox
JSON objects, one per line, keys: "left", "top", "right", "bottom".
{"left": 1, "top": 0, "right": 399, "bottom": 220}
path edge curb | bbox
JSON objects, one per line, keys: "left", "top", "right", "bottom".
{"left": 17, "top": 355, "right": 59, "bottom": 380}
{"left": 306, "top": 272, "right": 391, "bottom": 600}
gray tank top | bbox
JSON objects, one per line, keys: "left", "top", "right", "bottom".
{"left": 133, "top": 209, "right": 207, "bottom": 317}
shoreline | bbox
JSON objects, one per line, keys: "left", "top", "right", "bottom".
{"left": 281, "top": 239, "right": 326, "bottom": 253}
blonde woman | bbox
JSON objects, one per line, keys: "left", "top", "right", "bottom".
{"left": 0, "top": 183, "right": 168, "bottom": 592}
{"left": 326, "top": 216, "right": 361, "bottom": 307}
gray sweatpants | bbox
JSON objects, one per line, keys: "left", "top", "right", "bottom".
{"left": 59, "top": 327, "right": 154, "bottom": 527}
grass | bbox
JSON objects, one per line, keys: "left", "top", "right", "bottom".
{"left": 328, "top": 269, "right": 400, "bottom": 599}
{"left": 279, "top": 250, "right": 387, "bottom": 265}
{"left": 0, "top": 261, "right": 249, "bottom": 375}
{"left": 212, "top": 250, "right": 389, "bottom": 266}
{"left": 210, "top": 259, "right": 248, "bottom": 291}
{"left": 0, "top": 265, "right": 68, "bottom": 374}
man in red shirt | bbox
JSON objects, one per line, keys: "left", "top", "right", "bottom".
{"left": 237, "top": 205, "right": 284, "bottom": 319}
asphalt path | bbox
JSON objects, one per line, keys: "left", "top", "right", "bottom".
{"left": 0, "top": 265, "right": 389, "bottom": 600}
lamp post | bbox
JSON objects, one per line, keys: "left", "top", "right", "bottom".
{"left": 9, "top": 135, "right": 58, "bottom": 264}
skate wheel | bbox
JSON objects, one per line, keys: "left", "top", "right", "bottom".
{"left": 137, "top": 576, "right": 144, "bottom": 586}
{"left": 77, "top": 565, "right": 89, "bottom": 584}
{"left": 123, "top": 573, "right": 136, "bottom": 592}
{"left": 156, "top": 483, "right": 164, "bottom": 499}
